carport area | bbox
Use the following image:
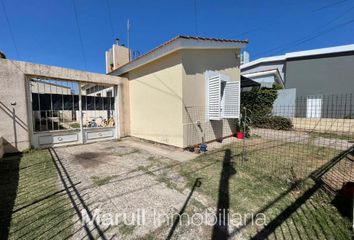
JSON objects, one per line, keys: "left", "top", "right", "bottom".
{"left": 0, "top": 59, "right": 129, "bottom": 153}
{"left": 51, "top": 138, "right": 208, "bottom": 239}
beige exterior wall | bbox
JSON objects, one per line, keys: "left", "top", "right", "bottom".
{"left": 0, "top": 59, "right": 127, "bottom": 153}
{"left": 128, "top": 52, "right": 184, "bottom": 147}
{"left": 126, "top": 48, "right": 242, "bottom": 148}
{"left": 181, "top": 49, "right": 241, "bottom": 147}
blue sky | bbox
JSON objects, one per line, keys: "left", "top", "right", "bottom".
{"left": 1, "top": 0, "right": 354, "bottom": 73}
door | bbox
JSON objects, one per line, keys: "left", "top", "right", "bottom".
{"left": 307, "top": 96, "right": 322, "bottom": 118}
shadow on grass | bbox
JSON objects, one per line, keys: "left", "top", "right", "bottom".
{"left": 229, "top": 145, "right": 354, "bottom": 239}
{"left": 212, "top": 149, "right": 236, "bottom": 240}
{"left": 0, "top": 153, "right": 21, "bottom": 239}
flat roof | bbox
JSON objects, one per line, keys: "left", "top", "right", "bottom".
{"left": 241, "top": 44, "right": 354, "bottom": 69}
{"left": 109, "top": 35, "right": 248, "bottom": 76}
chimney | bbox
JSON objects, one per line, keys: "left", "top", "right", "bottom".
{"left": 240, "top": 51, "right": 250, "bottom": 65}
{"left": 105, "top": 42, "right": 130, "bottom": 73}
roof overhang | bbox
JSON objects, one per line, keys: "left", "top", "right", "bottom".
{"left": 241, "top": 55, "right": 285, "bottom": 69}
{"left": 110, "top": 36, "right": 248, "bottom": 76}
{"left": 243, "top": 69, "right": 284, "bottom": 88}
{"left": 241, "top": 75, "right": 261, "bottom": 88}
{"left": 285, "top": 44, "right": 354, "bottom": 59}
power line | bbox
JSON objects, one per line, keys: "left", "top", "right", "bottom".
{"left": 284, "top": 18, "right": 354, "bottom": 49}
{"left": 253, "top": 18, "right": 354, "bottom": 58}
{"left": 313, "top": 0, "right": 349, "bottom": 12}
{"left": 252, "top": 6, "right": 354, "bottom": 58}
{"left": 0, "top": 0, "right": 28, "bottom": 76}
{"left": 105, "top": 0, "right": 115, "bottom": 40}
{"left": 71, "top": 0, "right": 88, "bottom": 70}
{"left": 0, "top": 0, "right": 20, "bottom": 59}
{"left": 236, "top": 0, "right": 351, "bottom": 43}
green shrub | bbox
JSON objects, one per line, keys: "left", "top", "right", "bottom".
{"left": 254, "top": 116, "right": 293, "bottom": 130}
{"left": 241, "top": 87, "right": 278, "bottom": 123}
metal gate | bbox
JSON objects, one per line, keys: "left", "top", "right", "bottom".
{"left": 28, "top": 77, "right": 118, "bottom": 148}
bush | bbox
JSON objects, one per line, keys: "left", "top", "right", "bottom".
{"left": 241, "top": 87, "right": 278, "bottom": 123}
{"left": 254, "top": 116, "right": 293, "bottom": 130}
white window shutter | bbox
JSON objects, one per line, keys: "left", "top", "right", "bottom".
{"left": 206, "top": 71, "right": 221, "bottom": 120}
{"left": 222, "top": 81, "right": 240, "bottom": 119}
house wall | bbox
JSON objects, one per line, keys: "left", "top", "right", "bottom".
{"left": 286, "top": 53, "right": 354, "bottom": 97}
{"left": 127, "top": 52, "right": 184, "bottom": 147}
{"left": 273, "top": 88, "right": 297, "bottom": 117}
{"left": 0, "top": 59, "right": 127, "bottom": 153}
{"left": 181, "top": 49, "right": 241, "bottom": 147}
{"left": 286, "top": 53, "right": 354, "bottom": 118}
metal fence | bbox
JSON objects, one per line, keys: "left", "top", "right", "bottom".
{"left": 185, "top": 93, "right": 354, "bottom": 193}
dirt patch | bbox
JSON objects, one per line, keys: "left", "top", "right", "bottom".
{"left": 73, "top": 152, "right": 108, "bottom": 168}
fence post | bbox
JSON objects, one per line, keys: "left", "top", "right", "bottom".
{"left": 242, "top": 107, "right": 247, "bottom": 163}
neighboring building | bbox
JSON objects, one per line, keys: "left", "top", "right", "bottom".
{"left": 0, "top": 35, "right": 247, "bottom": 153}
{"left": 241, "top": 44, "right": 354, "bottom": 118}
{"left": 241, "top": 44, "right": 354, "bottom": 96}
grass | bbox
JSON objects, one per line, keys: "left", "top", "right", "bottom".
{"left": 309, "top": 131, "right": 354, "bottom": 141}
{"left": 118, "top": 223, "right": 136, "bottom": 235}
{"left": 91, "top": 175, "right": 117, "bottom": 186}
{"left": 172, "top": 139, "right": 352, "bottom": 239}
{"left": 0, "top": 149, "right": 74, "bottom": 239}
{"left": 112, "top": 149, "right": 140, "bottom": 157}
{"left": 69, "top": 122, "right": 80, "bottom": 129}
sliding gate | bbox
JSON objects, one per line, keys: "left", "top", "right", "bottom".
{"left": 28, "top": 77, "right": 118, "bottom": 148}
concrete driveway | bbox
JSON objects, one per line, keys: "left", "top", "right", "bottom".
{"left": 52, "top": 138, "right": 210, "bottom": 240}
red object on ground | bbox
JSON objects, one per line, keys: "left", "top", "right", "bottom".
{"left": 237, "top": 132, "right": 244, "bottom": 139}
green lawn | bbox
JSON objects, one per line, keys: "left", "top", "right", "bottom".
{"left": 173, "top": 140, "right": 352, "bottom": 239}
{"left": 309, "top": 131, "right": 354, "bottom": 141}
{"left": 0, "top": 150, "right": 74, "bottom": 239}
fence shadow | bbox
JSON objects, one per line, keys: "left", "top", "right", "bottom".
{"left": 166, "top": 178, "right": 202, "bottom": 240}
{"left": 212, "top": 149, "right": 236, "bottom": 240}
{"left": 0, "top": 153, "right": 21, "bottom": 239}
{"left": 48, "top": 148, "right": 108, "bottom": 240}
{"left": 230, "top": 146, "right": 354, "bottom": 239}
